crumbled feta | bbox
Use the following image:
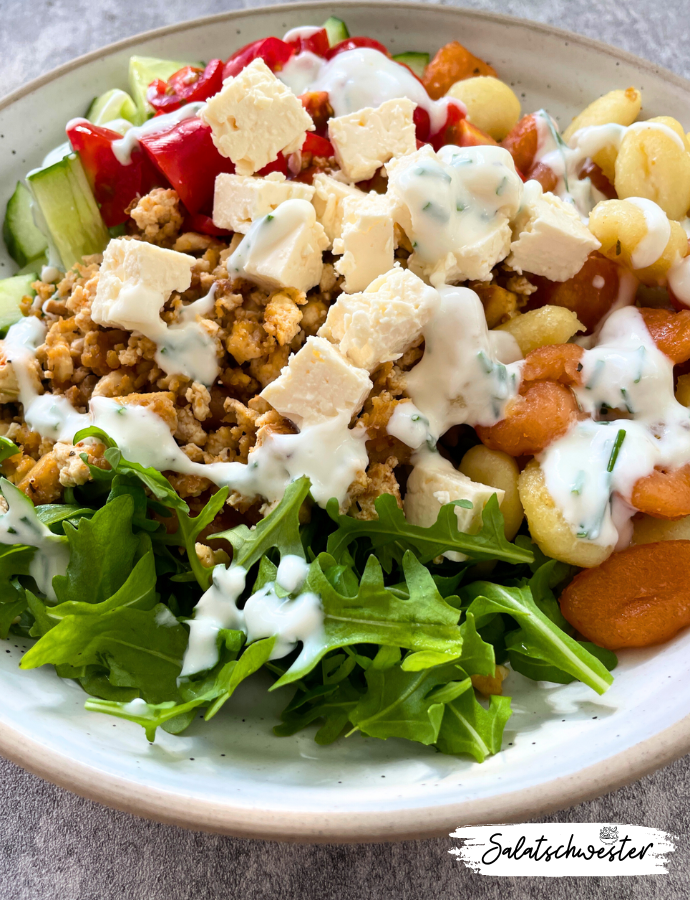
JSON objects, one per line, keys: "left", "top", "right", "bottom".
{"left": 228, "top": 198, "right": 329, "bottom": 293}
{"left": 328, "top": 97, "right": 417, "bottom": 182}
{"left": 311, "top": 173, "right": 367, "bottom": 247}
{"left": 320, "top": 265, "right": 439, "bottom": 371}
{"left": 333, "top": 193, "right": 395, "bottom": 292}
{"left": 200, "top": 58, "right": 314, "bottom": 176}
{"left": 91, "top": 238, "right": 194, "bottom": 331}
{"left": 404, "top": 453, "right": 504, "bottom": 558}
{"left": 385, "top": 144, "right": 522, "bottom": 286}
{"left": 213, "top": 172, "right": 315, "bottom": 233}
{"left": 261, "top": 336, "right": 372, "bottom": 428}
{"left": 507, "top": 180, "right": 601, "bottom": 281}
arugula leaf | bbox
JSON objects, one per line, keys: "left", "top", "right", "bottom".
{"left": 463, "top": 582, "right": 613, "bottom": 694}
{"left": 274, "top": 679, "right": 360, "bottom": 744}
{"left": 212, "top": 476, "right": 310, "bottom": 569}
{"left": 85, "top": 636, "right": 275, "bottom": 740}
{"left": 436, "top": 690, "right": 512, "bottom": 762}
{"left": 350, "top": 662, "right": 471, "bottom": 745}
{"left": 272, "top": 551, "right": 463, "bottom": 687}
{"left": 21, "top": 603, "right": 188, "bottom": 703}
{"left": 458, "top": 611, "right": 496, "bottom": 676}
{"left": 74, "top": 426, "right": 188, "bottom": 512}
{"left": 53, "top": 495, "right": 140, "bottom": 605}
{"left": 35, "top": 504, "right": 94, "bottom": 531}
{"left": 166, "top": 487, "right": 228, "bottom": 591}
{"left": 0, "top": 435, "right": 19, "bottom": 464}
{"left": 506, "top": 631, "right": 617, "bottom": 684}
{"left": 326, "top": 493, "right": 533, "bottom": 570}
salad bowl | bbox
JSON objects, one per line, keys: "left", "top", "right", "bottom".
{"left": 1, "top": 1, "right": 690, "bottom": 843}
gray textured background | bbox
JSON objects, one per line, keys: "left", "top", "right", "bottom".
{"left": 1, "top": 1, "right": 689, "bottom": 897}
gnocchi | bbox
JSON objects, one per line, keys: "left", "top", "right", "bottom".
{"left": 446, "top": 76, "right": 521, "bottom": 141}
{"left": 563, "top": 87, "right": 642, "bottom": 142}
{"left": 495, "top": 305, "right": 584, "bottom": 356}
{"left": 459, "top": 445, "right": 524, "bottom": 539}
{"left": 614, "top": 116, "right": 690, "bottom": 220}
{"left": 518, "top": 461, "right": 614, "bottom": 567}
{"left": 588, "top": 198, "right": 689, "bottom": 286}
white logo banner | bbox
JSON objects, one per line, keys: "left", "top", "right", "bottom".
{"left": 449, "top": 823, "right": 675, "bottom": 876}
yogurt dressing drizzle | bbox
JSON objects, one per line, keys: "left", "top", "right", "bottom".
{"left": 181, "top": 553, "right": 323, "bottom": 676}
{"left": 540, "top": 306, "right": 690, "bottom": 547}
{"left": 2, "top": 319, "right": 367, "bottom": 511}
{"left": 280, "top": 47, "right": 462, "bottom": 134}
{"left": 0, "top": 478, "right": 69, "bottom": 600}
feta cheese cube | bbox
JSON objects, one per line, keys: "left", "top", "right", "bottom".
{"left": 91, "top": 238, "right": 194, "bottom": 331}
{"left": 333, "top": 193, "right": 395, "bottom": 293}
{"left": 261, "top": 336, "right": 372, "bottom": 428}
{"left": 386, "top": 144, "right": 520, "bottom": 285}
{"left": 508, "top": 180, "right": 601, "bottom": 281}
{"left": 200, "top": 58, "right": 314, "bottom": 176}
{"left": 228, "top": 198, "right": 329, "bottom": 293}
{"left": 311, "top": 173, "right": 367, "bottom": 247}
{"left": 404, "top": 453, "right": 504, "bottom": 548}
{"left": 328, "top": 97, "right": 417, "bottom": 182}
{"left": 213, "top": 172, "right": 315, "bottom": 233}
{"left": 320, "top": 265, "right": 439, "bottom": 371}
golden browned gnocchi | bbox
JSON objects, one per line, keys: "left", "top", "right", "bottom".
{"left": 445, "top": 76, "right": 521, "bottom": 141}
{"left": 459, "top": 445, "right": 524, "bottom": 539}
{"left": 588, "top": 198, "right": 689, "bottom": 285}
{"left": 518, "top": 461, "right": 614, "bottom": 568}
{"left": 495, "top": 306, "right": 584, "bottom": 356}
{"left": 563, "top": 87, "right": 642, "bottom": 142}
{"left": 614, "top": 116, "right": 690, "bottom": 220}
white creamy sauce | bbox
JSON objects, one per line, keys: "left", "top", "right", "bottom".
{"left": 0, "top": 479, "right": 69, "bottom": 600}
{"left": 279, "top": 51, "right": 325, "bottom": 96}
{"left": 2, "top": 318, "right": 365, "bottom": 511}
{"left": 592, "top": 274, "right": 606, "bottom": 289}
{"left": 540, "top": 306, "right": 690, "bottom": 546}
{"left": 386, "top": 402, "right": 431, "bottom": 449}
{"left": 626, "top": 197, "right": 671, "bottom": 269}
{"left": 105, "top": 102, "right": 205, "bottom": 165}
{"left": 389, "top": 145, "right": 521, "bottom": 286}
{"left": 228, "top": 198, "right": 309, "bottom": 283}
{"left": 283, "top": 47, "right": 461, "bottom": 134}
{"left": 283, "top": 25, "right": 323, "bottom": 42}
{"left": 146, "top": 284, "right": 219, "bottom": 386}
{"left": 405, "top": 285, "right": 522, "bottom": 440}
{"left": 668, "top": 255, "right": 690, "bottom": 306}
{"left": 181, "top": 555, "right": 324, "bottom": 677}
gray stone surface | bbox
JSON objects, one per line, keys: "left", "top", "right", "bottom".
{"left": 0, "top": 1, "right": 689, "bottom": 897}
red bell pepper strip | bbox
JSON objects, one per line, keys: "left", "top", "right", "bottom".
{"left": 285, "top": 28, "right": 330, "bottom": 57}
{"left": 139, "top": 117, "right": 235, "bottom": 215}
{"left": 302, "top": 132, "right": 334, "bottom": 158}
{"left": 413, "top": 107, "right": 431, "bottom": 143}
{"left": 223, "top": 37, "right": 294, "bottom": 80}
{"left": 184, "top": 212, "right": 233, "bottom": 237}
{"left": 325, "top": 37, "right": 390, "bottom": 60}
{"left": 147, "top": 59, "right": 224, "bottom": 114}
{"left": 66, "top": 119, "right": 157, "bottom": 227}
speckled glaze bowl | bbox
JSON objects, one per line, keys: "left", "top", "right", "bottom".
{"left": 1, "top": 1, "right": 690, "bottom": 843}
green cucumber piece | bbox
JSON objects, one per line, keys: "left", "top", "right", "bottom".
{"left": 322, "top": 16, "right": 349, "bottom": 46}
{"left": 392, "top": 52, "right": 430, "bottom": 79}
{"left": 3, "top": 181, "right": 48, "bottom": 268}
{"left": 0, "top": 274, "right": 37, "bottom": 336}
{"left": 27, "top": 153, "right": 109, "bottom": 270}
{"left": 129, "top": 55, "right": 193, "bottom": 121}
{"left": 86, "top": 88, "right": 140, "bottom": 126}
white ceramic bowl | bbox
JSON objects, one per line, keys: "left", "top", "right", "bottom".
{"left": 2, "top": 1, "right": 690, "bottom": 843}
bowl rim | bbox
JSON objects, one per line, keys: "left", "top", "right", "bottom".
{"left": 2, "top": 0, "right": 690, "bottom": 843}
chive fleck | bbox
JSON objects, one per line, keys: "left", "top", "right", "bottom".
{"left": 607, "top": 429, "right": 626, "bottom": 473}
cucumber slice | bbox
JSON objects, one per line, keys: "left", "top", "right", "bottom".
{"left": 129, "top": 55, "right": 194, "bottom": 121}
{"left": 323, "top": 16, "right": 349, "bottom": 46}
{"left": 28, "top": 153, "right": 109, "bottom": 270}
{"left": 3, "top": 181, "right": 48, "bottom": 268}
{"left": 0, "top": 274, "right": 36, "bottom": 336}
{"left": 392, "top": 52, "right": 430, "bottom": 79}
{"left": 86, "top": 88, "right": 140, "bottom": 127}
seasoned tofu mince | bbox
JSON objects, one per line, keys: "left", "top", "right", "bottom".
{"left": 4, "top": 18, "right": 690, "bottom": 760}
